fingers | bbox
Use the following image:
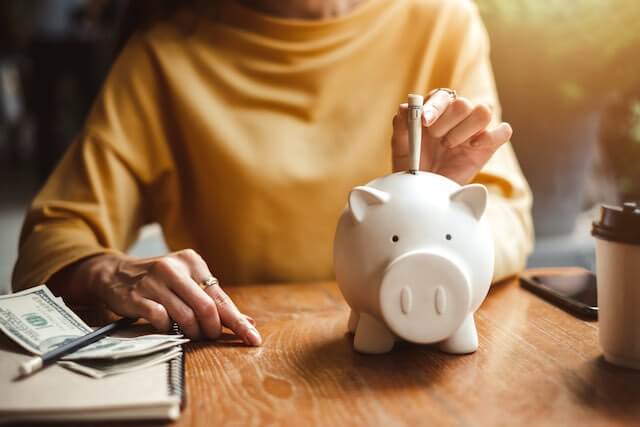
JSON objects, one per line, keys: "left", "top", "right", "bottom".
{"left": 176, "top": 250, "right": 262, "bottom": 346}
{"left": 110, "top": 288, "right": 172, "bottom": 332}
{"left": 205, "top": 284, "right": 262, "bottom": 346}
{"left": 428, "top": 97, "right": 474, "bottom": 139}
{"left": 139, "top": 273, "right": 202, "bottom": 339}
{"left": 391, "top": 92, "right": 508, "bottom": 185}
{"left": 442, "top": 104, "right": 492, "bottom": 148}
{"left": 155, "top": 251, "right": 222, "bottom": 339}
{"left": 102, "top": 250, "right": 260, "bottom": 344}
{"left": 470, "top": 122, "right": 513, "bottom": 149}
{"left": 391, "top": 104, "right": 414, "bottom": 172}
{"left": 429, "top": 122, "right": 512, "bottom": 185}
{"left": 392, "top": 103, "right": 409, "bottom": 134}
{"left": 130, "top": 293, "right": 172, "bottom": 332}
{"left": 422, "top": 90, "right": 455, "bottom": 126}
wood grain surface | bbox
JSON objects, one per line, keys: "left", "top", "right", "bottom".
{"left": 23, "top": 273, "right": 640, "bottom": 427}
{"left": 170, "top": 275, "right": 640, "bottom": 427}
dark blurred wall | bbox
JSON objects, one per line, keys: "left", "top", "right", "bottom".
{"left": 0, "top": 0, "right": 124, "bottom": 181}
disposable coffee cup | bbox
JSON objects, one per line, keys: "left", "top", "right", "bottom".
{"left": 592, "top": 202, "right": 640, "bottom": 369}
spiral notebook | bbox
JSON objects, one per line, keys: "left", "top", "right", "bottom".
{"left": 0, "top": 324, "right": 185, "bottom": 423}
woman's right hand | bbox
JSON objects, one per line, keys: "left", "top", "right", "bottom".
{"left": 56, "top": 250, "right": 262, "bottom": 345}
{"left": 391, "top": 90, "right": 512, "bottom": 185}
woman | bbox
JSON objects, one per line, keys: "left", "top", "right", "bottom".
{"left": 12, "top": 0, "right": 533, "bottom": 345}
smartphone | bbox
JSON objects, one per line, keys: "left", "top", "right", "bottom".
{"left": 519, "top": 269, "right": 598, "bottom": 320}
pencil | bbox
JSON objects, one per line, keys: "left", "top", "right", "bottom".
{"left": 18, "top": 317, "right": 137, "bottom": 377}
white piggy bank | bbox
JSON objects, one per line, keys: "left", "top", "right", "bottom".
{"left": 334, "top": 171, "right": 494, "bottom": 354}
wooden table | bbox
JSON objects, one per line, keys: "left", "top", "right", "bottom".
{"left": 173, "top": 272, "right": 640, "bottom": 427}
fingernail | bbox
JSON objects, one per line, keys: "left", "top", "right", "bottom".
{"left": 423, "top": 109, "right": 436, "bottom": 125}
{"left": 246, "top": 327, "right": 262, "bottom": 346}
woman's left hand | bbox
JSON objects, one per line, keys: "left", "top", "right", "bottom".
{"left": 391, "top": 90, "right": 513, "bottom": 185}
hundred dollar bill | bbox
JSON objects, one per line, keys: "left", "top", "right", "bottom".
{"left": 59, "top": 347, "right": 182, "bottom": 378}
{"left": 65, "top": 335, "right": 188, "bottom": 360}
{"left": 0, "top": 285, "right": 93, "bottom": 355}
{"left": 0, "top": 285, "right": 187, "bottom": 360}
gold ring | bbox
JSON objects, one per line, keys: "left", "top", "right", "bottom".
{"left": 428, "top": 88, "right": 457, "bottom": 101}
{"left": 199, "top": 276, "right": 218, "bottom": 290}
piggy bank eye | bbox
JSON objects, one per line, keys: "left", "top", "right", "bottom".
{"left": 445, "top": 234, "right": 452, "bottom": 241}
{"left": 391, "top": 235, "right": 399, "bottom": 243}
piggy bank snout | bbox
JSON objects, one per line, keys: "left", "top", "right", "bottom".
{"left": 379, "top": 252, "right": 471, "bottom": 344}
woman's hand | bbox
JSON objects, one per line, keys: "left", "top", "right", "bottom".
{"left": 57, "top": 250, "right": 262, "bottom": 345}
{"left": 391, "top": 90, "right": 513, "bottom": 184}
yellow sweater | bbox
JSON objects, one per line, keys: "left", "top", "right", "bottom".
{"left": 13, "top": 0, "right": 533, "bottom": 290}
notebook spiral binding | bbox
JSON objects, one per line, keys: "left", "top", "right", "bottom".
{"left": 168, "top": 322, "right": 186, "bottom": 409}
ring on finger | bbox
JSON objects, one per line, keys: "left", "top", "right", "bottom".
{"left": 199, "top": 276, "right": 219, "bottom": 290}
{"left": 428, "top": 87, "right": 457, "bottom": 102}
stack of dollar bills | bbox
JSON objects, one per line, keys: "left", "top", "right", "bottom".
{"left": 0, "top": 285, "right": 188, "bottom": 379}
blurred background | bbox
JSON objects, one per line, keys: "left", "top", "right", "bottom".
{"left": 0, "top": 0, "right": 639, "bottom": 290}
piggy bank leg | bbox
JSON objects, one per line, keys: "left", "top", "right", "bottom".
{"left": 353, "top": 313, "right": 394, "bottom": 354}
{"left": 438, "top": 314, "right": 478, "bottom": 354}
{"left": 347, "top": 310, "right": 359, "bottom": 334}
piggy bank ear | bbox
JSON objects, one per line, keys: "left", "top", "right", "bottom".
{"left": 348, "top": 186, "right": 390, "bottom": 223}
{"left": 449, "top": 184, "right": 488, "bottom": 220}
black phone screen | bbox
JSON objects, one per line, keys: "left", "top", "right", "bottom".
{"left": 531, "top": 273, "right": 597, "bottom": 308}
